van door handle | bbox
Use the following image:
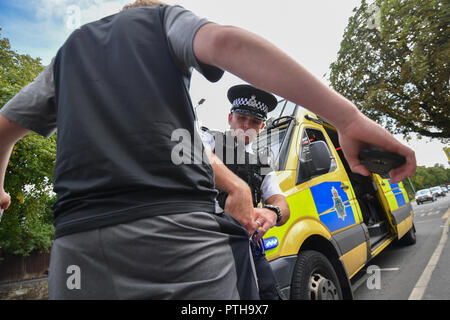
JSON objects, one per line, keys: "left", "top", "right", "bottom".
{"left": 340, "top": 183, "right": 349, "bottom": 191}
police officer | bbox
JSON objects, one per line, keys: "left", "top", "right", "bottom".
{"left": 202, "top": 84, "right": 291, "bottom": 299}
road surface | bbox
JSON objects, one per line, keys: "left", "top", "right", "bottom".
{"left": 352, "top": 194, "right": 450, "bottom": 300}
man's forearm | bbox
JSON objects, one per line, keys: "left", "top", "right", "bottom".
{"left": 194, "top": 24, "right": 360, "bottom": 131}
{"left": 0, "top": 144, "right": 14, "bottom": 190}
{"left": 0, "top": 114, "right": 30, "bottom": 190}
{"left": 194, "top": 24, "right": 416, "bottom": 183}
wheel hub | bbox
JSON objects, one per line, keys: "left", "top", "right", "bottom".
{"left": 309, "top": 273, "right": 339, "bottom": 300}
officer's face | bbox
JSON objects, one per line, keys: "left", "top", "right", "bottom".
{"left": 229, "top": 113, "right": 265, "bottom": 144}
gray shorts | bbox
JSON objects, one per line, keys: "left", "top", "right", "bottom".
{"left": 48, "top": 211, "right": 259, "bottom": 299}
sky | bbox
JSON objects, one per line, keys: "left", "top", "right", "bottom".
{"left": 0, "top": 0, "right": 448, "bottom": 168}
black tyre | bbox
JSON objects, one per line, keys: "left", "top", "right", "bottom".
{"left": 290, "top": 250, "right": 343, "bottom": 300}
{"left": 399, "top": 223, "right": 416, "bottom": 246}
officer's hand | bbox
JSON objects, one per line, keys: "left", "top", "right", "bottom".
{"left": 252, "top": 207, "right": 277, "bottom": 242}
{"left": 0, "top": 189, "right": 11, "bottom": 211}
{"left": 337, "top": 112, "right": 416, "bottom": 184}
{"left": 225, "top": 183, "right": 259, "bottom": 235}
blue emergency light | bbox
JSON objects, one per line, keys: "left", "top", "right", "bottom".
{"left": 263, "top": 237, "right": 279, "bottom": 250}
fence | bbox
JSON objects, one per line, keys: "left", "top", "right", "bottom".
{"left": 0, "top": 251, "right": 50, "bottom": 284}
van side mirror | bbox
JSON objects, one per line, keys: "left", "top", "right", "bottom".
{"left": 309, "top": 141, "right": 332, "bottom": 176}
{"left": 296, "top": 140, "right": 334, "bottom": 185}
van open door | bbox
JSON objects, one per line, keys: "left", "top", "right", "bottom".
{"left": 374, "top": 177, "right": 414, "bottom": 240}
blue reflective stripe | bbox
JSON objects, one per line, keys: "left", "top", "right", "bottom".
{"left": 311, "top": 182, "right": 349, "bottom": 212}
{"left": 394, "top": 192, "right": 406, "bottom": 207}
{"left": 389, "top": 180, "right": 399, "bottom": 189}
{"left": 390, "top": 179, "right": 406, "bottom": 207}
{"left": 318, "top": 206, "right": 355, "bottom": 233}
{"left": 310, "top": 182, "right": 356, "bottom": 233}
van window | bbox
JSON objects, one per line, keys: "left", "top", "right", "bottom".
{"left": 254, "top": 126, "right": 289, "bottom": 171}
{"left": 298, "top": 128, "right": 337, "bottom": 181}
{"left": 281, "top": 101, "right": 297, "bottom": 117}
{"left": 268, "top": 100, "right": 286, "bottom": 120}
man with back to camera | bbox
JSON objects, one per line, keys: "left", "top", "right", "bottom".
{"left": 0, "top": 0, "right": 416, "bottom": 299}
{"left": 201, "top": 84, "right": 291, "bottom": 299}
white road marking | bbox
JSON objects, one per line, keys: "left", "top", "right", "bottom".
{"left": 442, "top": 210, "right": 450, "bottom": 220}
{"left": 415, "top": 218, "right": 442, "bottom": 225}
{"left": 378, "top": 268, "right": 400, "bottom": 272}
{"left": 408, "top": 215, "right": 450, "bottom": 300}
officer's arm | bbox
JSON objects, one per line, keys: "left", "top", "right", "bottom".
{"left": 265, "top": 194, "right": 290, "bottom": 226}
{"left": 205, "top": 149, "right": 258, "bottom": 235}
{"left": 0, "top": 114, "right": 30, "bottom": 210}
{"left": 193, "top": 23, "right": 416, "bottom": 183}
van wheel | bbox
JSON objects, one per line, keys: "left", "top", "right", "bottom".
{"left": 290, "top": 250, "right": 342, "bottom": 300}
{"left": 399, "top": 224, "right": 416, "bottom": 246}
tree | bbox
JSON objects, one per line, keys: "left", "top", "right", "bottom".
{"left": 0, "top": 29, "right": 45, "bottom": 107}
{"left": 410, "top": 165, "right": 450, "bottom": 190}
{"left": 403, "top": 164, "right": 450, "bottom": 200}
{"left": 0, "top": 29, "right": 56, "bottom": 258}
{"left": 329, "top": 0, "right": 449, "bottom": 140}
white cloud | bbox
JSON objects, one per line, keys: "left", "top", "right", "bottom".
{"left": 30, "top": 0, "right": 128, "bottom": 29}
{"left": 5, "top": 0, "right": 129, "bottom": 64}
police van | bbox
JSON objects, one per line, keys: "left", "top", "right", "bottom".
{"left": 256, "top": 100, "right": 416, "bottom": 300}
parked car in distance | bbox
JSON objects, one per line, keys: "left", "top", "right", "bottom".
{"left": 430, "top": 186, "right": 445, "bottom": 197}
{"left": 441, "top": 186, "right": 448, "bottom": 194}
{"left": 415, "top": 189, "right": 436, "bottom": 205}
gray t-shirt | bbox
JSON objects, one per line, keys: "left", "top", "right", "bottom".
{"left": 0, "top": 5, "right": 222, "bottom": 138}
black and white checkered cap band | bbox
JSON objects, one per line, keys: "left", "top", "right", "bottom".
{"left": 232, "top": 97, "right": 269, "bottom": 114}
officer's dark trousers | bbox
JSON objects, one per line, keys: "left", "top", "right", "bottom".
{"left": 250, "top": 241, "right": 283, "bottom": 300}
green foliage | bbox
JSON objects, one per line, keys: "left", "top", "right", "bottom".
{"left": 0, "top": 29, "right": 56, "bottom": 258}
{"left": 329, "top": 0, "right": 450, "bottom": 140}
{"left": 0, "top": 29, "right": 45, "bottom": 107}
{"left": 403, "top": 164, "right": 450, "bottom": 199}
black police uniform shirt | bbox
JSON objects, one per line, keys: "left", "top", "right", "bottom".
{"left": 201, "top": 130, "right": 284, "bottom": 203}
{"left": 0, "top": 5, "right": 225, "bottom": 238}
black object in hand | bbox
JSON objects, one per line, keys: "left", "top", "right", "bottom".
{"left": 358, "top": 149, "right": 406, "bottom": 178}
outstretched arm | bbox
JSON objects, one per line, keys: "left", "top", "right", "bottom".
{"left": 193, "top": 24, "right": 416, "bottom": 183}
{"left": 0, "top": 114, "right": 30, "bottom": 210}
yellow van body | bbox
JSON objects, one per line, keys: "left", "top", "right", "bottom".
{"left": 259, "top": 101, "right": 415, "bottom": 300}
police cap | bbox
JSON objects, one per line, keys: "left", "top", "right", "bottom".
{"left": 228, "top": 84, "right": 277, "bottom": 121}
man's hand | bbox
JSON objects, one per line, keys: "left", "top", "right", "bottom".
{"left": 337, "top": 112, "right": 416, "bottom": 184}
{"left": 252, "top": 207, "right": 277, "bottom": 242}
{"left": 0, "top": 189, "right": 11, "bottom": 211}
{"left": 224, "top": 182, "right": 258, "bottom": 235}
{"left": 252, "top": 194, "right": 290, "bottom": 242}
